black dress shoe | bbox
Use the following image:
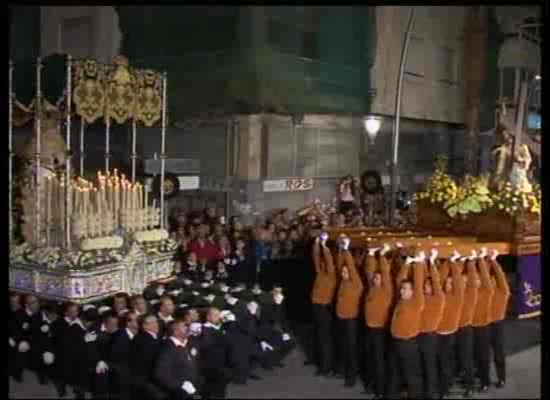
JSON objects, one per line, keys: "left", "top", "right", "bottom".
{"left": 478, "top": 385, "right": 489, "bottom": 393}
{"left": 463, "top": 388, "right": 473, "bottom": 398}
{"left": 303, "top": 360, "right": 313, "bottom": 366}
{"left": 495, "top": 380, "right": 505, "bottom": 388}
{"left": 249, "top": 373, "right": 263, "bottom": 381}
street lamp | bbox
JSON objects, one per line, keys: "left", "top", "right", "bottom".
{"left": 389, "top": 7, "right": 417, "bottom": 227}
{"left": 363, "top": 116, "right": 382, "bottom": 144}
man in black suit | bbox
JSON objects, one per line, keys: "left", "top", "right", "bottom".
{"left": 51, "top": 302, "right": 80, "bottom": 398}
{"left": 109, "top": 311, "right": 139, "bottom": 400}
{"left": 157, "top": 296, "right": 176, "bottom": 339}
{"left": 154, "top": 320, "right": 202, "bottom": 400}
{"left": 68, "top": 307, "right": 95, "bottom": 399}
{"left": 30, "top": 301, "right": 58, "bottom": 386}
{"left": 80, "top": 310, "right": 119, "bottom": 399}
{"left": 200, "top": 307, "right": 234, "bottom": 399}
{"left": 13, "top": 295, "right": 41, "bottom": 383}
{"left": 130, "top": 314, "right": 165, "bottom": 400}
{"left": 8, "top": 292, "right": 23, "bottom": 382}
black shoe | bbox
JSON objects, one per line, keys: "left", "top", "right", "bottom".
{"left": 463, "top": 389, "right": 473, "bottom": 398}
{"left": 12, "top": 375, "right": 23, "bottom": 384}
{"left": 55, "top": 384, "right": 67, "bottom": 398}
{"left": 478, "top": 385, "right": 489, "bottom": 393}
{"left": 38, "top": 376, "right": 48, "bottom": 386}
{"left": 329, "top": 371, "right": 344, "bottom": 379}
{"left": 495, "top": 380, "right": 505, "bottom": 389}
{"left": 303, "top": 360, "right": 313, "bottom": 366}
{"left": 249, "top": 373, "right": 263, "bottom": 381}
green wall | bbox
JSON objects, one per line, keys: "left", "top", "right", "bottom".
{"left": 115, "top": 6, "right": 376, "bottom": 118}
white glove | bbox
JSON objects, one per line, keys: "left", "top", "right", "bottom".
{"left": 468, "top": 250, "right": 478, "bottom": 261}
{"left": 201, "top": 282, "right": 210, "bottom": 288}
{"left": 224, "top": 258, "right": 231, "bottom": 265}
{"left": 96, "top": 361, "right": 109, "bottom": 374}
{"left": 405, "top": 256, "right": 415, "bottom": 265}
{"left": 9, "top": 338, "right": 16, "bottom": 348}
{"left": 85, "top": 332, "right": 98, "bottom": 343}
{"left": 450, "top": 250, "right": 461, "bottom": 262}
{"left": 192, "top": 291, "right": 200, "bottom": 296}
{"left": 220, "top": 285, "right": 229, "bottom": 293}
{"left": 18, "top": 341, "right": 30, "bottom": 353}
{"left": 282, "top": 333, "right": 291, "bottom": 342}
{"left": 491, "top": 249, "right": 499, "bottom": 261}
{"left": 380, "top": 243, "right": 391, "bottom": 256}
{"left": 273, "top": 294, "right": 284, "bottom": 305}
{"left": 43, "top": 352, "right": 55, "bottom": 365}
{"left": 225, "top": 312, "right": 236, "bottom": 322}
{"left": 247, "top": 302, "right": 259, "bottom": 316}
{"left": 181, "top": 381, "right": 196, "bottom": 395}
{"left": 340, "top": 236, "right": 350, "bottom": 251}
{"left": 479, "top": 247, "right": 487, "bottom": 258}
{"left": 22, "top": 322, "right": 30, "bottom": 331}
{"left": 190, "top": 323, "right": 202, "bottom": 336}
{"left": 416, "top": 251, "right": 426, "bottom": 262}
{"left": 225, "top": 295, "right": 238, "bottom": 306}
{"left": 231, "top": 259, "right": 238, "bottom": 266}
{"left": 260, "top": 341, "right": 274, "bottom": 352}
{"left": 395, "top": 242, "right": 403, "bottom": 248}
{"left": 184, "top": 279, "right": 193, "bottom": 286}
{"left": 41, "top": 324, "right": 50, "bottom": 334}
{"left": 429, "top": 249, "right": 438, "bottom": 265}
{"left": 368, "top": 248, "right": 380, "bottom": 257}
{"left": 156, "top": 286, "right": 165, "bottom": 296}
{"left": 169, "top": 289, "right": 182, "bottom": 296}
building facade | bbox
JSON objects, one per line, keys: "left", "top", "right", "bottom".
{"left": 17, "top": 5, "right": 538, "bottom": 216}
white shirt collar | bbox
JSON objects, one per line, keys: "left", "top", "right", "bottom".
{"left": 158, "top": 313, "right": 174, "bottom": 323}
{"left": 203, "top": 322, "right": 221, "bottom": 331}
{"left": 126, "top": 328, "right": 135, "bottom": 340}
{"left": 42, "top": 313, "right": 52, "bottom": 324}
{"left": 170, "top": 336, "right": 186, "bottom": 348}
{"left": 71, "top": 318, "right": 86, "bottom": 331}
{"left": 146, "top": 330, "right": 158, "bottom": 340}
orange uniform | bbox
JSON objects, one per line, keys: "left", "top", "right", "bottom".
{"left": 472, "top": 258, "right": 495, "bottom": 328}
{"left": 336, "top": 251, "right": 364, "bottom": 319}
{"left": 391, "top": 260, "right": 425, "bottom": 339}
{"left": 365, "top": 255, "right": 394, "bottom": 328}
{"left": 437, "top": 260, "right": 466, "bottom": 334}
{"left": 420, "top": 263, "right": 446, "bottom": 333}
{"left": 458, "top": 259, "right": 479, "bottom": 329}
{"left": 489, "top": 258, "right": 510, "bottom": 322}
{"left": 311, "top": 242, "right": 338, "bottom": 305}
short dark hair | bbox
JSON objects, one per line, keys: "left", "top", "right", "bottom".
{"left": 400, "top": 279, "right": 413, "bottom": 288}
{"left": 139, "top": 313, "right": 156, "bottom": 329}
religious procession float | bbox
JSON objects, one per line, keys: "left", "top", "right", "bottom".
{"left": 326, "top": 90, "right": 541, "bottom": 319}
{"left": 9, "top": 55, "right": 177, "bottom": 304}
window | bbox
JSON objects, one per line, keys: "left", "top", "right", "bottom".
{"left": 404, "top": 36, "right": 425, "bottom": 77}
{"left": 61, "top": 16, "right": 93, "bottom": 59}
{"left": 267, "top": 123, "right": 359, "bottom": 178}
{"left": 435, "top": 46, "right": 456, "bottom": 84}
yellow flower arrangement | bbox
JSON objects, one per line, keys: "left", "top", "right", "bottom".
{"left": 413, "top": 158, "right": 458, "bottom": 206}
{"left": 492, "top": 182, "right": 541, "bottom": 217}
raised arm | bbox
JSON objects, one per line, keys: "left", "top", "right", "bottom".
{"left": 477, "top": 258, "right": 494, "bottom": 294}
{"left": 396, "top": 260, "right": 411, "bottom": 288}
{"left": 465, "top": 259, "right": 479, "bottom": 289}
{"left": 322, "top": 245, "right": 336, "bottom": 277}
{"left": 344, "top": 251, "right": 363, "bottom": 291}
{"left": 412, "top": 260, "right": 426, "bottom": 307}
{"left": 489, "top": 258, "right": 510, "bottom": 296}
{"left": 364, "top": 250, "right": 379, "bottom": 282}
{"left": 430, "top": 263, "right": 443, "bottom": 298}
{"left": 451, "top": 259, "right": 466, "bottom": 295}
{"left": 379, "top": 255, "right": 393, "bottom": 294}
{"left": 439, "top": 259, "right": 450, "bottom": 284}
{"left": 312, "top": 240, "right": 321, "bottom": 274}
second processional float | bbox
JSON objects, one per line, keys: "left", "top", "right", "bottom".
{"left": 9, "top": 54, "right": 176, "bottom": 304}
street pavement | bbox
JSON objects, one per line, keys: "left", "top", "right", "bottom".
{"left": 9, "top": 343, "right": 541, "bottom": 399}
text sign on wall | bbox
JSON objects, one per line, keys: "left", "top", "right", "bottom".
{"left": 263, "top": 178, "right": 314, "bottom": 193}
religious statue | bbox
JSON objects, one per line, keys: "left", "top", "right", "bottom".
{"left": 337, "top": 175, "right": 358, "bottom": 215}
{"left": 510, "top": 144, "right": 533, "bottom": 192}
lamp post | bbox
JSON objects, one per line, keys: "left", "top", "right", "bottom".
{"left": 390, "top": 7, "right": 416, "bottom": 226}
